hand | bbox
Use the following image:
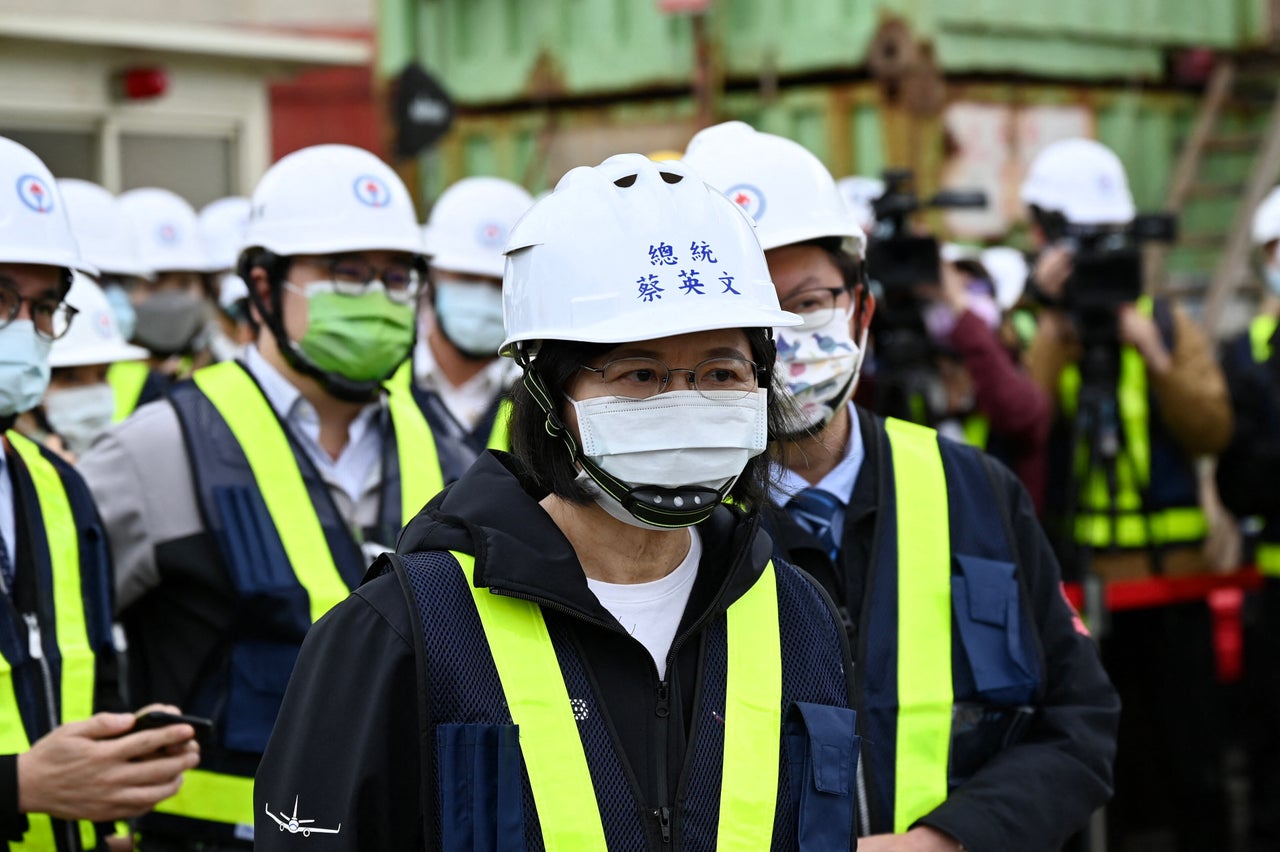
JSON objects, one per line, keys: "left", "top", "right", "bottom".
{"left": 104, "top": 833, "right": 134, "bottom": 852}
{"left": 858, "top": 826, "right": 964, "bottom": 851}
{"left": 1117, "top": 304, "right": 1172, "bottom": 375}
{"left": 17, "top": 711, "right": 200, "bottom": 822}
{"left": 1032, "top": 245, "right": 1073, "bottom": 301}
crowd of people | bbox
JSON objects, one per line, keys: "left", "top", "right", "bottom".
{"left": 0, "top": 115, "right": 1276, "bottom": 851}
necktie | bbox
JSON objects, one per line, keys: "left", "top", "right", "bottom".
{"left": 787, "top": 487, "right": 843, "bottom": 562}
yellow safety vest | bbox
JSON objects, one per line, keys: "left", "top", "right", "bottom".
{"left": 1247, "top": 315, "right": 1280, "bottom": 576}
{"left": 3, "top": 434, "right": 99, "bottom": 851}
{"left": 152, "top": 362, "right": 445, "bottom": 831}
{"left": 455, "top": 549, "right": 783, "bottom": 849}
{"left": 1059, "top": 297, "right": 1207, "bottom": 549}
{"left": 106, "top": 361, "right": 150, "bottom": 423}
{"left": 390, "top": 360, "right": 514, "bottom": 453}
{"left": 883, "top": 418, "right": 954, "bottom": 832}
{"left": 961, "top": 413, "right": 990, "bottom": 451}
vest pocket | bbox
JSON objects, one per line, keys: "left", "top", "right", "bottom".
{"left": 784, "top": 702, "right": 858, "bottom": 851}
{"left": 437, "top": 723, "right": 526, "bottom": 852}
{"left": 225, "top": 641, "right": 299, "bottom": 753}
{"left": 950, "top": 554, "right": 1039, "bottom": 705}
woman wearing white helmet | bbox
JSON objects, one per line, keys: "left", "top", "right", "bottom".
{"left": 256, "top": 154, "right": 859, "bottom": 850}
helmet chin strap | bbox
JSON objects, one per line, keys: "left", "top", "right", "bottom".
{"left": 517, "top": 353, "right": 730, "bottom": 528}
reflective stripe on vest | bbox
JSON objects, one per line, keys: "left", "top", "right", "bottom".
{"left": 1251, "top": 315, "right": 1277, "bottom": 365}
{"left": 486, "top": 397, "right": 513, "bottom": 452}
{"left": 1259, "top": 543, "right": 1280, "bottom": 577}
{"left": 5, "top": 433, "right": 99, "bottom": 851}
{"left": 1059, "top": 296, "right": 1206, "bottom": 548}
{"left": 107, "top": 360, "right": 150, "bottom": 423}
{"left": 961, "top": 413, "right": 989, "bottom": 451}
{"left": 150, "top": 769, "right": 254, "bottom": 826}
{"left": 454, "top": 550, "right": 782, "bottom": 850}
{"left": 883, "top": 419, "right": 953, "bottom": 832}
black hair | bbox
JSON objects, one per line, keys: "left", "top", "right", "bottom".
{"left": 508, "top": 327, "right": 797, "bottom": 512}
{"left": 1029, "top": 204, "right": 1069, "bottom": 243}
{"left": 802, "top": 236, "right": 865, "bottom": 293}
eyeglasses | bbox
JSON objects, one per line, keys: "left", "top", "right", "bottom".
{"left": 579, "top": 356, "right": 762, "bottom": 400}
{"left": 0, "top": 285, "right": 78, "bottom": 340}
{"left": 297, "top": 256, "right": 422, "bottom": 305}
{"left": 779, "top": 287, "right": 850, "bottom": 330}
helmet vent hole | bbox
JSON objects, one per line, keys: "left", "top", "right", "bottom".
{"left": 659, "top": 172, "right": 683, "bottom": 184}
{"left": 613, "top": 174, "right": 638, "bottom": 188}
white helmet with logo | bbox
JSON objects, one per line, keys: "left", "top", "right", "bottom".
{"left": 0, "top": 137, "right": 93, "bottom": 275}
{"left": 501, "top": 153, "right": 800, "bottom": 355}
{"left": 199, "top": 196, "right": 252, "bottom": 271}
{"left": 119, "top": 187, "right": 216, "bottom": 274}
{"left": 681, "top": 121, "right": 866, "bottom": 256}
{"left": 423, "top": 177, "right": 534, "bottom": 279}
{"left": 50, "top": 273, "right": 149, "bottom": 367}
{"left": 244, "top": 144, "right": 422, "bottom": 257}
{"left": 1020, "top": 138, "right": 1135, "bottom": 225}
{"left": 1251, "top": 185, "right": 1280, "bottom": 246}
{"left": 58, "top": 179, "right": 149, "bottom": 278}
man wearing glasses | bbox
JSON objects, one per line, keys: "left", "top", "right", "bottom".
{"left": 79, "top": 144, "right": 471, "bottom": 851}
{"left": 0, "top": 136, "right": 199, "bottom": 850}
{"left": 685, "top": 122, "right": 1119, "bottom": 852}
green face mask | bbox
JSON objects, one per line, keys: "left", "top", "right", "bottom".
{"left": 295, "top": 288, "right": 415, "bottom": 382}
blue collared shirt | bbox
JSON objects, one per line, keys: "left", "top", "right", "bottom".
{"left": 768, "top": 403, "right": 865, "bottom": 552}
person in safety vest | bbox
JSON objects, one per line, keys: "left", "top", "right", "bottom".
{"left": 400, "top": 176, "right": 533, "bottom": 454}
{"left": 13, "top": 274, "right": 150, "bottom": 462}
{"left": 684, "top": 121, "right": 1120, "bottom": 852}
{"left": 57, "top": 179, "right": 164, "bottom": 425}
{"left": 78, "top": 144, "right": 473, "bottom": 851}
{"left": 255, "top": 153, "right": 861, "bottom": 849}
{"left": 1215, "top": 183, "right": 1280, "bottom": 851}
{"left": 0, "top": 136, "right": 199, "bottom": 851}
{"left": 197, "top": 197, "right": 255, "bottom": 364}
{"left": 1020, "top": 138, "right": 1232, "bottom": 851}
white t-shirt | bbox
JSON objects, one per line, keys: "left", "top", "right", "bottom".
{"left": 586, "top": 529, "right": 701, "bottom": 680}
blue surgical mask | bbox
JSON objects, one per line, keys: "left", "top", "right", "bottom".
{"left": 1266, "top": 266, "right": 1280, "bottom": 298}
{"left": 103, "top": 283, "right": 137, "bottom": 342}
{"left": 434, "top": 280, "right": 505, "bottom": 359}
{"left": 0, "top": 320, "right": 53, "bottom": 416}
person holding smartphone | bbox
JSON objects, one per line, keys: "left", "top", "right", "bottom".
{"left": 0, "top": 136, "right": 199, "bottom": 851}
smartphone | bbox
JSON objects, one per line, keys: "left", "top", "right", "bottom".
{"left": 130, "top": 710, "right": 213, "bottom": 738}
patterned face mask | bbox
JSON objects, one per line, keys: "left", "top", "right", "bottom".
{"left": 774, "top": 307, "right": 866, "bottom": 434}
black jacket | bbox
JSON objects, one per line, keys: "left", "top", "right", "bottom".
{"left": 1216, "top": 322, "right": 1280, "bottom": 522}
{"left": 765, "top": 408, "right": 1120, "bottom": 851}
{"left": 255, "top": 451, "right": 856, "bottom": 850}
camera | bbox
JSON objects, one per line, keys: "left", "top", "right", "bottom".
{"left": 863, "top": 169, "right": 986, "bottom": 423}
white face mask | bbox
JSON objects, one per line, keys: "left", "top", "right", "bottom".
{"left": 434, "top": 279, "right": 506, "bottom": 358}
{"left": 0, "top": 320, "right": 53, "bottom": 417}
{"left": 43, "top": 383, "right": 116, "bottom": 456}
{"left": 571, "top": 389, "right": 769, "bottom": 528}
{"left": 773, "top": 309, "right": 866, "bottom": 433}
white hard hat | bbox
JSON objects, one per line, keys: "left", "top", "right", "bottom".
{"left": 119, "top": 187, "right": 217, "bottom": 274}
{"left": 422, "top": 177, "right": 534, "bottom": 279}
{"left": 58, "top": 179, "right": 149, "bottom": 278}
{"left": 980, "top": 247, "right": 1030, "bottom": 310}
{"left": 0, "top": 137, "right": 93, "bottom": 275}
{"left": 244, "top": 144, "right": 422, "bottom": 257}
{"left": 501, "top": 153, "right": 801, "bottom": 354}
{"left": 199, "top": 196, "right": 251, "bottom": 271}
{"left": 836, "top": 176, "right": 886, "bottom": 233}
{"left": 1020, "top": 138, "right": 1135, "bottom": 225}
{"left": 50, "top": 272, "right": 149, "bottom": 367}
{"left": 681, "top": 121, "right": 866, "bottom": 256}
{"left": 1251, "top": 186, "right": 1280, "bottom": 246}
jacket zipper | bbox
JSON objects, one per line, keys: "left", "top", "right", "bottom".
{"left": 654, "top": 680, "right": 673, "bottom": 850}
{"left": 25, "top": 614, "right": 79, "bottom": 851}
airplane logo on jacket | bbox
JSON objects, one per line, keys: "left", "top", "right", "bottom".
{"left": 265, "top": 796, "right": 341, "bottom": 837}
